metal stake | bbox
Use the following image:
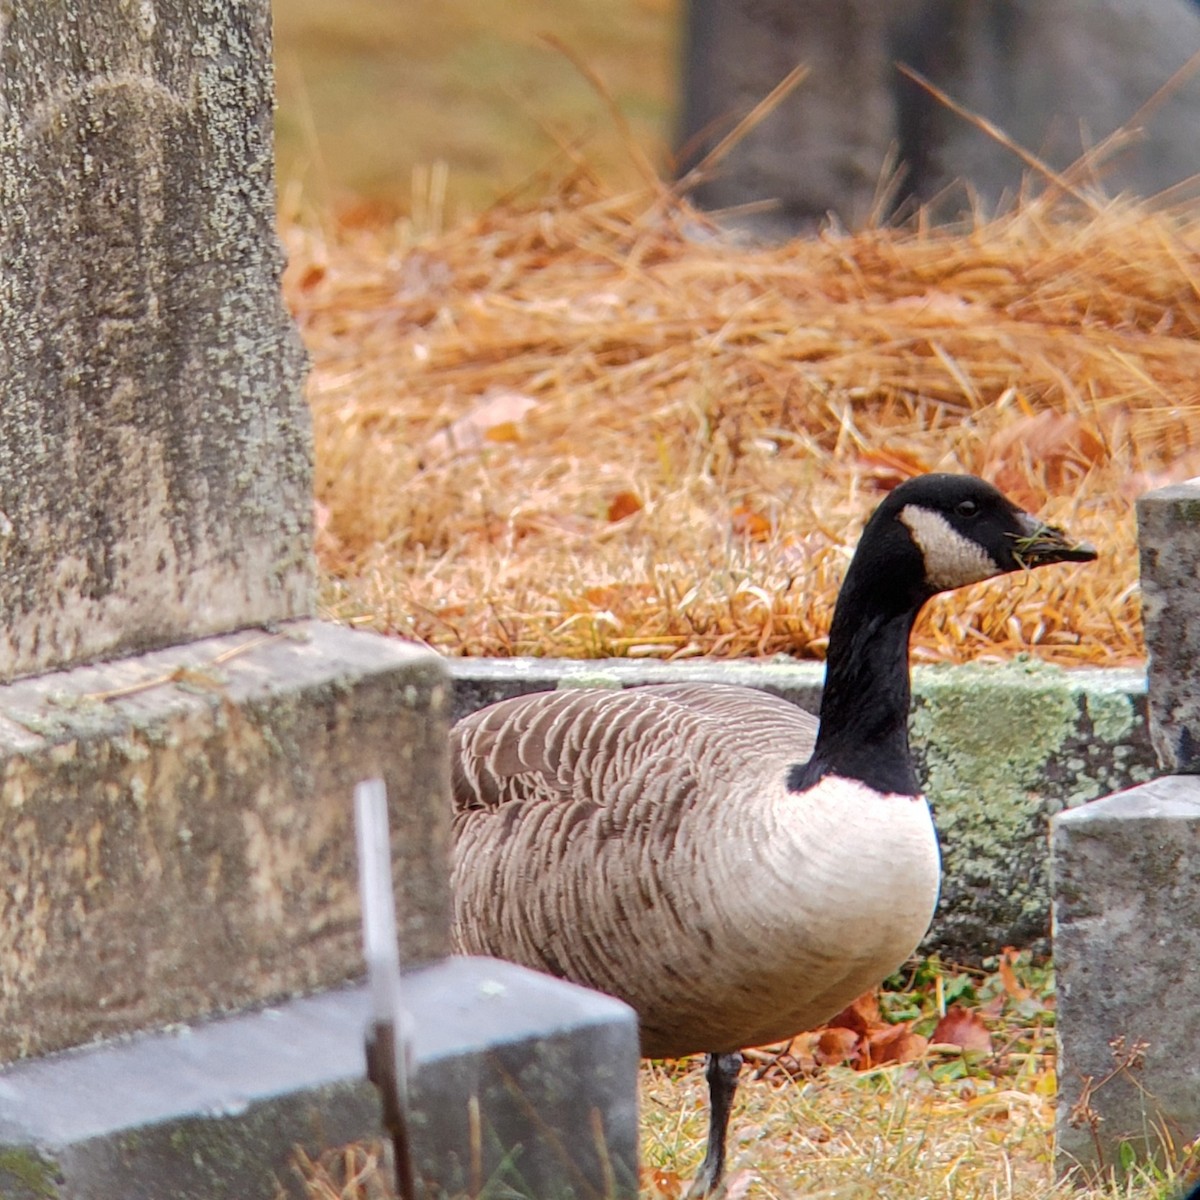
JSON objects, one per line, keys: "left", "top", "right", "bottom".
{"left": 354, "top": 778, "right": 417, "bottom": 1200}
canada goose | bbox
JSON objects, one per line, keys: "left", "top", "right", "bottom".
{"left": 450, "top": 473, "right": 1096, "bottom": 1196}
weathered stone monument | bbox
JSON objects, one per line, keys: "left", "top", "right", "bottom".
{"left": 0, "top": 3, "right": 638, "bottom": 1197}
{"left": 0, "top": 0, "right": 311, "bottom": 677}
{"left": 678, "top": 0, "right": 1200, "bottom": 234}
{"left": 678, "top": 0, "right": 899, "bottom": 237}
{"left": 1052, "top": 480, "right": 1200, "bottom": 1182}
{"left": 0, "top": 0, "right": 451, "bottom": 1060}
{"left": 895, "top": 0, "right": 1200, "bottom": 220}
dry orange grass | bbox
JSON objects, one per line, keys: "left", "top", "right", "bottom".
{"left": 284, "top": 175, "right": 1200, "bottom": 667}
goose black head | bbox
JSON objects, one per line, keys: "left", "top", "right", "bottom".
{"left": 861, "top": 474, "right": 1097, "bottom": 598}
{"left": 794, "top": 473, "right": 1097, "bottom": 797}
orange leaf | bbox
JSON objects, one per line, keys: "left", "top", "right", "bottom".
{"left": 815, "top": 1026, "right": 861, "bottom": 1066}
{"left": 484, "top": 421, "right": 522, "bottom": 444}
{"left": 868, "top": 1023, "right": 929, "bottom": 1065}
{"left": 297, "top": 263, "right": 327, "bottom": 291}
{"left": 641, "top": 1167, "right": 685, "bottom": 1199}
{"left": 584, "top": 585, "right": 620, "bottom": 608}
{"left": 931, "top": 1004, "right": 993, "bottom": 1054}
{"left": 420, "top": 389, "right": 537, "bottom": 463}
{"left": 607, "top": 491, "right": 643, "bottom": 522}
{"left": 730, "top": 504, "right": 771, "bottom": 541}
{"left": 998, "top": 946, "right": 1032, "bottom": 1001}
{"left": 826, "top": 991, "right": 882, "bottom": 1036}
{"left": 778, "top": 1032, "right": 820, "bottom": 1073}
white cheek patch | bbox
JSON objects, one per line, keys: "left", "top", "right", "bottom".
{"left": 899, "top": 504, "right": 1000, "bottom": 590}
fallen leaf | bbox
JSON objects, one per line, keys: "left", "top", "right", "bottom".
{"left": 730, "top": 504, "right": 771, "bottom": 541}
{"left": 641, "top": 1167, "right": 684, "bottom": 1199}
{"left": 815, "top": 1026, "right": 861, "bottom": 1066}
{"left": 607, "top": 491, "right": 643, "bottom": 522}
{"left": 296, "top": 263, "right": 327, "bottom": 291}
{"left": 775, "top": 1032, "right": 820, "bottom": 1074}
{"left": 868, "top": 1023, "right": 929, "bottom": 1065}
{"left": 1035, "top": 1067, "right": 1058, "bottom": 1096}
{"left": 931, "top": 1004, "right": 994, "bottom": 1054}
{"left": 421, "top": 389, "right": 538, "bottom": 463}
{"left": 998, "top": 946, "right": 1032, "bottom": 1001}
{"left": 484, "top": 421, "right": 522, "bottom": 444}
{"left": 887, "top": 291, "right": 972, "bottom": 318}
{"left": 826, "top": 991, "right": 882, "bottom": 1036}
{"left": 584, "top": 585, "right": 621, "bottom": 609}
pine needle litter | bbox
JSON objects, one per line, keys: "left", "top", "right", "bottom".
{"left": 286, "top": 176, "right": 1200, "bottom": 666}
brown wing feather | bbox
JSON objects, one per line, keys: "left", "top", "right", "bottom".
{"left": 451, "top": 683, "right": 817, "bottom": 818}
{"left": 449, "top": 683, "right": 821, "bottom": 1053}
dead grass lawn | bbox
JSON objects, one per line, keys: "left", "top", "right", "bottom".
{"left": 285, "top": 177, "right": 1200, "bottom": 668}
{"left": 295, "top": 945, "right": 1192, "bottom": 1200}
{"left": 299, "top": 1061, "right": 1187, "bottom": 1200}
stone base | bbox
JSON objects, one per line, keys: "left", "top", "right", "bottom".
{"left": 0, "top": 620, "right": 451, "bottom": 1060}
{"left": 1052, "top": 776, "right": 1200, "bottom": 1181}
{"left": 0, "top": 958, "right": 640, "bottom": 1200}
{"left": 408, "top": 957, "right": 639, "bottom": 1199}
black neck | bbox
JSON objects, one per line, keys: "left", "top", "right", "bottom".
{"left": 790, "top": 566, "right": 927, "bottom": 796}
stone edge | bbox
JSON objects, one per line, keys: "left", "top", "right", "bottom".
{"left": 447, "top": 656, "right": 1145, "bottom": 720}
{"left": 0, "top": 959, "right": 639, "bottom": 1200}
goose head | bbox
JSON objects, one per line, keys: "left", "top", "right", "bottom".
{"left": 854, "top": 473, "right": 1097, "bottom": 601}
{"left": 801, "top": 474, "right": 1098, "bottom": 795}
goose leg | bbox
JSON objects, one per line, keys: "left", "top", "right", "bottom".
{"left": 686, "top": 1051, "right": 743, "bottom": 1199}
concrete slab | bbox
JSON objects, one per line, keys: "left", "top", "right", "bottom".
{"left": 0, "top": 958, "right": 640, "bottom": 1200}
{"left": 0, "top": 620, "right": 452, "bottom": 1060}
{"left": 448, "top": 656, "right": 1155, "bottom": 960}
{"left": 1052, "top": 775, "right": 1200, "bottom": 1180}
{"left": 406, "top": 957, "right": 639, "bottom": 1199}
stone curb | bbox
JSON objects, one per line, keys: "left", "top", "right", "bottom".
{"left": 0, "top": 958, "right": 639, "bottom": 1200}
{"left": 448, "top": 657, "right": 1155, "bottom": 961}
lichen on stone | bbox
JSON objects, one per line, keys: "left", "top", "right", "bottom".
{"left": 0, "top": 1146, "right": 62, "bottom": 1199}
{"left": 1084, "top": 688, "right": 1137, "bottom": 744}
{"left": 911, "top": 659, "right": 1152, "bottom": 958}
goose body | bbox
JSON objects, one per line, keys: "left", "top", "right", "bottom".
{"left": 449, "top": 474, "right": 1097, "bottom": 1195}
{"left": 453, "top": 683, "right": 940, "bottom": 1056}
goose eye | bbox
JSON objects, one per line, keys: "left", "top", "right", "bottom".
{"left": 956, "top": 499, "right": 979, "bottom": 518}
